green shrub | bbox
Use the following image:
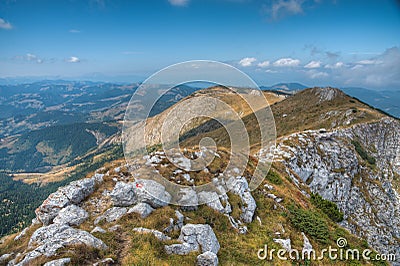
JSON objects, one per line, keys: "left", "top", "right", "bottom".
{"left": 266, "top": 170, "right": 283, "bottom": 185}
{"left": 288, "top": 205, "right": 329, "bottom": 244}
{"left": 311, "top": 193, "right": 344, "bottom": 222}
{"left": 351, "top": 140, "right": 376, "bottom": 165}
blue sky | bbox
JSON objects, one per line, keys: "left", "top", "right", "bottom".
{"left": 0, "top": 0, "right": 399, "bottom": 89}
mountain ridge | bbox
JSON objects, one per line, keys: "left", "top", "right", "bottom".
{"left": 1, "top": 86, "right": 399, "bottom": 265}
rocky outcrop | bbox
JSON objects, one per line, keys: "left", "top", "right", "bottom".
{"left": 94, "top": 207, "right": 127, "bottom": 225}
{"left": 110, "top": 180, "right": 171, "bottom": 209}
{"left": 165, "top": 224, "right": 220, "bottom": 256}
{"left": 273, "top": 238, "right": 291, "bottom": 252}
{"left": 302, "top": 233, "right": 313, "bottom": 257}
{"left": 177, "top": 187, "right": 198, "bottom": 211}
{"left": 127, "top": 202, "right": 154, "bottom": 218}
{"left": 272, "top": 118, "right": 400, "bottom": 264}
{"left": 134, "top": 179, "right": 171, "bottom": 208}
{"left": 53, "top": 205, "right": 88, "bottom": 226}
{"left": 15, "top": 224, "right": 107, "bottom": 265}
{"left": 43, "top": 258, "right": 71, "bottom": 266}
{"left": 110, "top": 182, "right": 136, "bottom": 207}
{"left": 196, "top": 251, "right": 218, "bottom": 266}
{"left": 226, "top": 176, "right": 256, "bottom": 223}
{"left": 35, "top": 174, "right": 103, "bottom": 225}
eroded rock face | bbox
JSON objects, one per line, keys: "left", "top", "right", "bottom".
{"left": 35, "top": 175, "right": 103, "bottom": 225}
{"left": 165, "top": 224, "right": 220, "bottom": 255}
{"left": 272, "top": 118, "right": 400, "bottom": 264}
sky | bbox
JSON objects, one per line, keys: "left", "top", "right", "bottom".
{"left": 0, "top": 0, "right": 400, "bottom": 89}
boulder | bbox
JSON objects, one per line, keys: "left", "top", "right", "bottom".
{"left": 165, "top": 224, "right": 220, "bottom": 255}
{"left": 177, "top": 188, "right": 198, "bottom": 211}
{"left": 94, "top": 207, "right": 127, "bottom": 225}
{"left": 53, "top": 205, "right": 88, "bottom": 226}
{"left": 301, "top": 232, "right": 313, "bottom": 256}
{"left": 14, "top": 227, "right": 29, "bottom": 241}
{"left": 273, "top": 238, "right": 291, "bottom": 252}
{"left": 18, "top": 224, "right": 107, "bottom": 265}
{"left": 133, "top": 179, "right": 171, "bottom": 208}
{"left": 226, "top": 176, "right": 256, "bottom": 223}
{"left": 43, "top": 258, "right": 71, "bottom": 266}
{"left": 196, "top": 251, "right": 218, "bottom": 266}
{"left": 35, "top": 176, "right": 102, "bottom": 225}
{"left": 0, "top": 253, "right": 13, "bottom": 264}
{"left": 175, "top": 210, "right": 185, "bottom": 230}
{"left": 91, "top": 226, "right": 106, "bottom": 234}
{"left": 110, "top": 182, "right": 137, "bottom": 207}
{"left": 197, "top": 191, "right": 225, "bottom": 213}
{"left": 127, "top": 202, "right": 154, "bottom": 218}
{"left": 93, "top": 258, "right": 114, "bottom": 266}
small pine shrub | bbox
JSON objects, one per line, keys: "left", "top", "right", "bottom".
{"left": 351, "top": 140, "right": 376, "bottom": 165}
{"left": 310, "top": 193, "right": 344, "bottom": 222}
{"left": 266, "top": 170, "right": 283, "bottom": 185}
{"left": 288, "top": 205, "right": 330, "bottom": 244}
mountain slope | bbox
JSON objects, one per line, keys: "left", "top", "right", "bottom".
{"left": 0, "top": 87, "right": 399, "bottom": 265}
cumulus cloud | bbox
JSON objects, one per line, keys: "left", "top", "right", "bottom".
{"left": 325, "top": 61, "right": 344, "bottom": 69}
{"left": 18, "top": 53, "right": 44, "bottom": 64}
{"left": 307, "top": 70, "right": 328, "bottom": 79}
{"left": 340, "top": 47, "right": 400, "bottom": 88}
{"left": 67, "top": 56, "right": 80, "bottom": 63}
{"left": 304, "top": 60, "right": 321, "bottom": 68}
{"left": 239, "top": 57, "right": 257, "bottom": 67}
{"left": 273, "top": 57, "right": 300, "bottom": 67}
{"left": 265, "top": 69, "right": 278, "bottom": 73}
{"left": 356, "top": 59, "right": 382, "bottom": 65}
{"left": 257, "top": 60, "right": 270, "bottom": 68}
{"left": 0, "top": 18, "right": 13, "bottom": 30}
{"left": 168, "top": 0, "right": 189, "bottom": 6}
{"left": 268, "top": 0, "right": 304, "bottom": 20}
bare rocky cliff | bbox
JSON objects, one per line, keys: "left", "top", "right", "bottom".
{"left": 270, "top": 117, "right": 400, "bottom": 264}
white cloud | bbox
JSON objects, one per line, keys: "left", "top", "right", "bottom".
{"left": 23, "top": 53, "right": 43, "bottom": 63}
{"left": 239, "top": 57, "right": 257, "bottom": 67}
{"left": 269, "top": 0, "right": 304, "bottom": 20}
{"left": 168, "top": 0, "right": 189, "bottom": 6}
{"left": 356, "top": 59, "right": 382, "bottom": 65}
{"left": 273, "top": 57, "right": 300, "bottom": 67}
{"left": 307, "top": 70, "right": 328, "bottom": 79}
{"left": 69, "top": 29, "right": 81, "bottom": 33}
{"left": 26, "top": 53, "right": 37, "bottom": 61}
{"left": 0, "top": 18, "right": 13, "bottom": 30}
{"left": 67, "top": 56, "right": 80, "bottom": 63}
{"left": 265, "top": 69, "right": 278, "bottom": 73}
{"left": 304, "top": 60, "right": 321, "bottom": 68}
{"left": 257, "top": 60, "right": 270, "bottom": 68}
{"left": 325, "top": 61, "right": 344, "bottom": 69}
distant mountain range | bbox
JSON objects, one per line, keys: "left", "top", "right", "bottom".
{"left": 261, "top": 82, "right": 400, "bottom": 118}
